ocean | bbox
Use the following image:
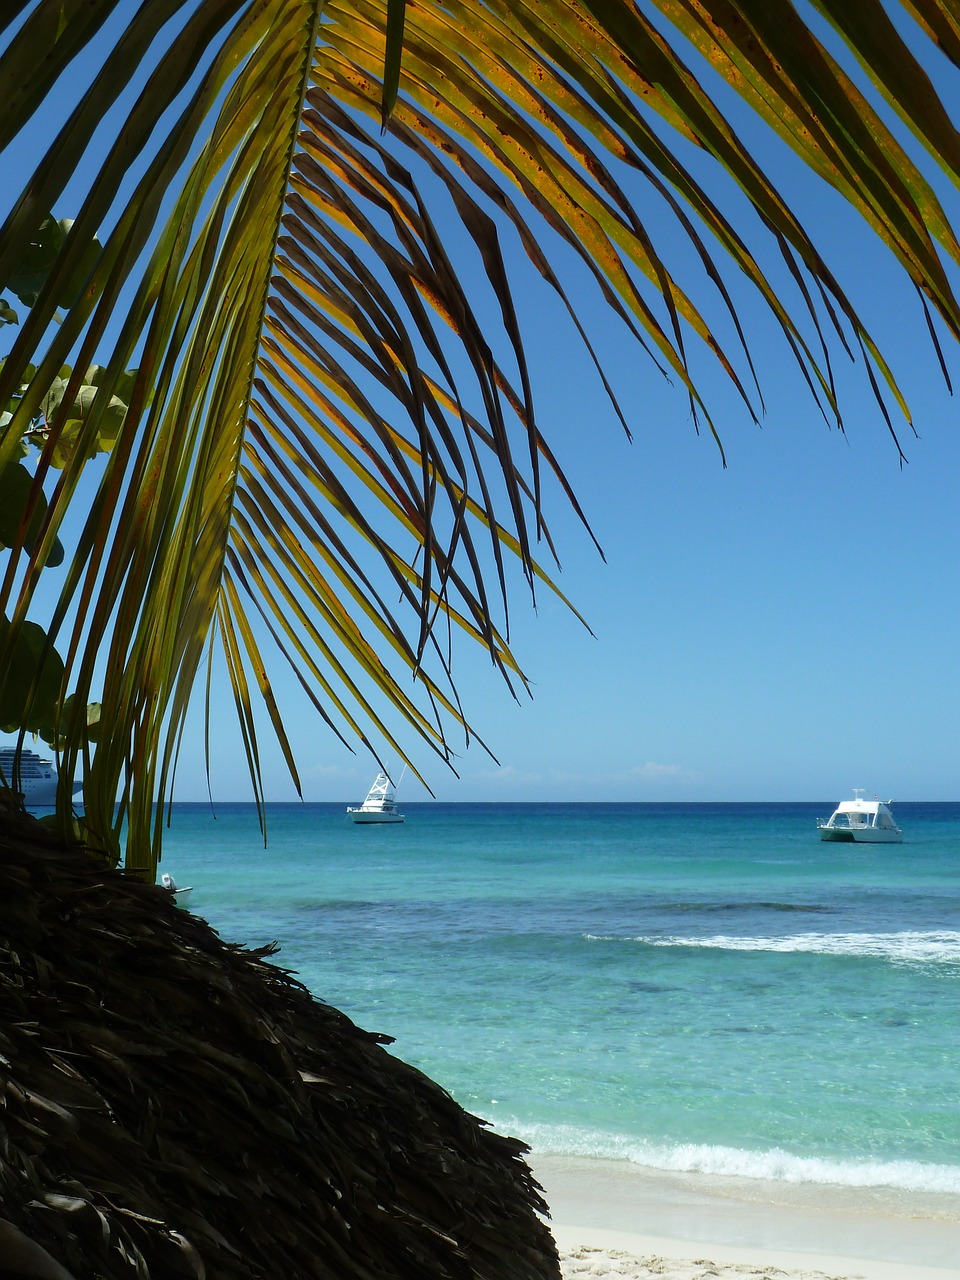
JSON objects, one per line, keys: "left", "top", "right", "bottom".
{"left": 158, "top": 800, "right": 960, "bottom": 1199}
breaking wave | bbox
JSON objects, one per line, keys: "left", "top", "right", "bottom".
{"left": 583, "top": 930, "right": 960, "bottom": 965}
{"left": 497, "top": 1121, "right": 960, "bottom": 1194}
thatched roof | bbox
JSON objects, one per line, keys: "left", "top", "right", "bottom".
{"left": 0, "top": 806, "right": 560, "bottom": 1279}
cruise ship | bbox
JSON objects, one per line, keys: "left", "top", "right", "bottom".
{"left": 0, "top": 747, "right": 81, "bottom": 807}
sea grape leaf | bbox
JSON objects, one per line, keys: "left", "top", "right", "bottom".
{"left": 40, "top": 371, "right": 128, "bottom": 465}
{"left": 55, "top": 219, "right": 102, "bottom": 309}
{"left": 3, "top": 216, "right": 101, "bottom": 310}
{"left": 0, "top": 460, "right": 64, "bottom": 566}
{"left": 4, "top": 215, "right": 65, "bottom": 306}
{"left": 84, "top": 701, "right": 102, "bottom": 742}
{"left": 0, "top": 360, "right": 39, "bottom": 426}
{"left": 38, "top": 695, "right": 102, "bottom": 749}
{"left": 0, "top": 615, "right": 66, "bottom": 734}
{"left": 1, "top": 359, "right": 132, "bottom": 485}
{"left": 85, "top": 364, "right": 139, "bottom": 406}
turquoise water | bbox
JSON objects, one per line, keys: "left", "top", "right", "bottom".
{"left": 159, "top": 801, "right": 960, "bottom": 1194}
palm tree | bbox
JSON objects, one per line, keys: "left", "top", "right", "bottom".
{"left": 2, "top": 1, "right": 959, "bottom": 876}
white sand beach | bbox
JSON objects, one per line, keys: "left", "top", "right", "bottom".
{"left": 534, "top": 1155, "right": 960, "bottom": 1280}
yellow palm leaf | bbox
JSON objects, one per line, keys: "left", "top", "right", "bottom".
{"left": 2, "top": 1, "right": 959, "bottom": 873}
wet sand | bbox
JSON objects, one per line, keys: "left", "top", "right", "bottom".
{"left": 533, "top": 1154, "right": 960, "bottom": 1280}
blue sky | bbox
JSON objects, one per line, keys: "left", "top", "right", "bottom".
{"left": 272, "top": 260, "right": 960, "bottom": 805}
{"left": 247, "top": 10, "right": 960, "bottom": 805}
{"left": 3, "top": 4, "right": 959, "bottom": 804}
{"left": 191, "top": 126, "right": 960, "bottom": 806}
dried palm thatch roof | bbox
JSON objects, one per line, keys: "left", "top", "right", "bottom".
{"left": 0, "top": 804, "right": 559, "bottom": 1280}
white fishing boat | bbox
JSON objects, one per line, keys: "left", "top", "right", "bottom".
{"left": 817, "top": 790, "right": 903, "bottom": 843}
{"left": 160, "top": 873, "right": 194, "bottom": 905}
{"left": 0, "top": 746, "right": 82, "bottom": 808}
{"left": 347, "top": 771, "right": 405, "bottom": 824}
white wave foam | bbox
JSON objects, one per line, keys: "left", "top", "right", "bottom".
{"left": 497, "top": 1120, "right": 960, "bottom": 1194}
{"left": 584, "top": 930, "right": 960, "bottom": 964}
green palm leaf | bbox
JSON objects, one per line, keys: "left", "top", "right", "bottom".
{"left": 2, "top": 1, "right": 958, "bottom": 873}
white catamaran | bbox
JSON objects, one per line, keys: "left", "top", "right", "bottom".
{"left": 817, "top": 790, "right": 903, "bottom": 843}
{"left": 346, "top": 771, "right": 405, "bottom": 824}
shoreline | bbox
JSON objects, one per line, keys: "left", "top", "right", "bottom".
{"left": 531, "top": 1154, "right": 960, "bottom": 1280}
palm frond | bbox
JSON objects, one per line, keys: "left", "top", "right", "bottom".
{"left": 1, "top": 1, "right": 958, "bottom": 872}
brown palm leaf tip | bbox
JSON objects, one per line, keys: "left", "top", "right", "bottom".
{"left": 0, "top": 807, "right": 559, "bottom": 1280}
